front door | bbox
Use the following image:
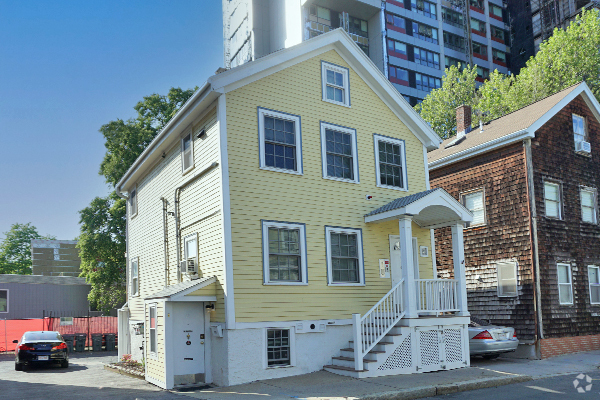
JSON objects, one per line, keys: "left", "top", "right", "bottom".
{"left": 172, "top": 302, "right": 205, "bottom": 382}
{"left": 389, "top": 235, "right": 420, "bottom": 286}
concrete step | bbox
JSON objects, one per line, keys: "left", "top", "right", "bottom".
{"left": 323, "top": 364, "right": 366, "bottom": 377}
{"left": 331, "top": 356, "right": 375, "bottom": 369}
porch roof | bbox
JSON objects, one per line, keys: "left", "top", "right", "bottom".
{"left": 364, "top": 188, "right": 472, "bottom": 228}
{"left": 145, "top": 276, "right": 217, "bottom": 301}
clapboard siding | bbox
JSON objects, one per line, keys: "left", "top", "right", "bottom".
{"left": 226, "top": 49, "right": 434, "bottom": 322}
{"left": 128, "top": 107, "right": 226, "bottom": 323}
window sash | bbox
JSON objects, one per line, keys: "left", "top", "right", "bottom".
{"left": 326, "top": 227, "right": 364, "bottom": 285}
{"left": 544, "top": 182, "right": 561, "bottom": 218}
{"left": 322, "top": 63, "right": 349, "bottom": 106}
{"left": 0, "top": 290, "right": 7, "bottom": 313}
{"left": 131, "top": 260, "right": 139, "bottom": 296}
{"left": 149, "top": 305, "right": 157, "bottom": 354}
{"left": 497, "top": 262, "right": 517, "bottom": 297}
{"left": 462, "top": 190, "right": 485, "bottom": 226}
{"left": 130, "top": 189, "right": 137, "bottom": 216}
{"left": 320, "top": 123, "right": 358, "bottom": 183}
{"left": 375, "top": 135, "right": 407, "bottom": 190}
{"left": 181, "top": 133, "right": 193, "bottom": 172}
{"left": 581, "top": 189, "right": 597, "bottom": 223}
{"left": 258, "top": 108, "right": 302, "bottom": 174}
{"left": 557, "top": 264, "right": 573, "bottom": 304}
{"left": 573, "top": 114, "right": 586, "bottom": 141}
{"left": 589, "top": 266, "right": 600, "bottom": 304}
{"left": 267, "top": 329, "right": 291, "bottom": 366}
{"left": 263, "top": 221, "right": 307, "bottom": 285}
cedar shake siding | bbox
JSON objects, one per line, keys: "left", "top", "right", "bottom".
{"left": 430, "top": 142, "right": 536, "bottom": 340}
{"left": 532, "top": 95, "right": 600, "bottom": 339}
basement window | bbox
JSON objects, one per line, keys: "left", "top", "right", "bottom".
{"left": 267, "top": 329, "right": 291, "bottom": 367}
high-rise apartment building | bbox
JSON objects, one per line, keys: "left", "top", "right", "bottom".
{"left": 223, "top": 0, "right": 512, "bottom": 105}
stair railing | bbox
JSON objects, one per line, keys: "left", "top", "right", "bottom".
{"left": 352, "top": 279, "right": 405, "bottom": 371}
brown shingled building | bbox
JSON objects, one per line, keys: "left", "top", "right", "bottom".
{"left": 428, "top": 82, "right": 600, "bottom": 359}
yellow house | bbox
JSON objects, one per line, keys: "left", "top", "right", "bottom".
{"left": 115, "top": 29, "right": 473, "bottom": 389}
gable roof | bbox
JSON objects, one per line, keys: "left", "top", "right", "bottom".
{"left": 428, "top": 82, "right": 600, "bottom": 169}
{"left": 116, "top": 29, "right": 441, "bottom": 194}
{"left": 365, "top": 189, "right": 440, "bottom": 217}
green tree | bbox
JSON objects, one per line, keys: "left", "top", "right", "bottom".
{"left": 0, "top": 223, "right": 55, "bottom": 275}
{"left": 78, "top": 87, "right": 196, "bottom": 312}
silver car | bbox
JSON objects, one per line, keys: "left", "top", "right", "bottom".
{"left": 469, "top": 319, "right": 519, "bottom": 359}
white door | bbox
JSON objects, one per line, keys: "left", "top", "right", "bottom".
{"left": 389, "top": 235, "right": 420, "bottom": 286}
{"left": 173, "top": 302, "right": 205, "bottom": 377}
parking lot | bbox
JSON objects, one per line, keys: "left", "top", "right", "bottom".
{"left": 0, "top": 352, "right": 180, "bottom": 400}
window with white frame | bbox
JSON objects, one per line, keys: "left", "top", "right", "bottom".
{"left": 184, "top": 233, "right": 198, "bottom": 273}
{"left": 374, "top": 135, "right": 407, "bottom": 190}
{"left": 581, "top": 187, "right": 598, "bottom": 224}
{"left": 262, "top": 221, "right": 307, "bottom": 285}
{"left": 131, "top": 258, "right": 139, "bottom": 296}
{"left": 589, "top": 266, "right": 600, "bottom": 304}
{"left": 321, "top": 62, "right": 350, "bottom": 107}
{"left": 267, "top": 328, "right": 290, "bottom": 367}
{"left": 573, "top": 114, "right": 586, "bottom": 142}
{"left": 0, "top": 289, "right": 7, "bottom": 313}
{"left": 325, "top": 226, "right": 364, "bottom": 285}
{"left": 320, "top": 122, "right": 359, "bottom": 183}
{"left": 544, "top": 181, "right": 562, "bottom": 219}
{"left": 461, "top": 189, "right": 485, "bottom": 227}
{"left": 557, "top": 263, "right": 573, "bottom": 305}
{"left": 181, "top": 129, "right": 194, "bottom": 173}
{"left": 258, "top": 108, "right": 302, "bottom": 174}
{"left": 130, "top": 187, "right": 137, "bottom": 218}
{"left": 497, "top": 261, "right": 517, "bottom": 297}
{"left": 149, "top": 304, "right": 157, "bottom": 354}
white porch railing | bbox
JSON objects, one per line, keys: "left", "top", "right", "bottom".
{"left": 415, "top": 279, "right": 459, "bottom": 313}
{"left": 352, "top": 279, "right": 405, "bottom": 371}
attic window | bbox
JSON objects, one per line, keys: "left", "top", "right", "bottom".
{"left": 321, "top": 62, "right": 350, "bottom": 107}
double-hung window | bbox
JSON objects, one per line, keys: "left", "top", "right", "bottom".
{"left": 258, "top": 108, "right": 302, "bottom": 174}
{"left": 149, "top": 304, "right": 157, "bottom": 355}
{"left": 320, "top": 122, "right": 359, "bottom": 183}
{"left": 544, "top": 181, "right": 562, "bottom": 219}
{"left": 374, "top": 134, "right": 407, "bottom": 190}
{"left": 130, "top": 186, "right": 137, "bottom": 218}
{"left": 557, "top": 263, "right": 573, "bottom": 305}
{"left": 181, "top": 129, "right": 194, "bottom": 173}
{"left": 589, "top": 266, "right": 600, "bottom": 305}
{"left": 497, "top": 261, "right": 517, "bottom": 297}
{"left": 262, "top": 221, "right": 307, "bottom": 285}
{"left": 581, "top": 187, "right": 598, "bottom": 224}
{"left": 573, "top": 114, "right": 587, "bottom": 145}
{"left": 0, "top": 289, "right": 7, "bottom": 313}
{"left": 267, "top": 329, "right": 291, "bottom": 367}
{"left": 131, "top": 258, "right": 139, "bottom": 296}
{"left": 325, "top": 226, "right": 364, "bottom": 286}
{"left": 461, "top": 189, "right": 486, "bottom": 227}
{"left": 321, "top": 62, "right": 350, "bottom": 107}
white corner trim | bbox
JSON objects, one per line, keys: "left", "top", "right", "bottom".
{"left": 217, "top": 94, "right": 236, "bottom": 329}
{"left": 423, "top": 146, "right": 430, "bottom": 190}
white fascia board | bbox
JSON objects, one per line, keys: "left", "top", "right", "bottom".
{"left": 115, "top": 82, "right": 217, "bottom": 193}
{"left": 429, "top": 129, "right": 534, "bottom": 170}
{"left": 210, "top": 28, "right": 441, "bottom": 151}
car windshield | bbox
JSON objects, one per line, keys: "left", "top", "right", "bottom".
{"left": 23, "top": 332, "right": 62, "bottom": 341}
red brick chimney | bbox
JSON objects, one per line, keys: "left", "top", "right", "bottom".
{"left": 456, "top": 105, "right": 472, "bottom": 136}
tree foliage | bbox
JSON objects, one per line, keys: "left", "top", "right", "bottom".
{"left": 417, "top": 9, "right": 600, "bottom": 138}
{"left": 0, "top": 223, "right": 55, "bottom": 275}
{"left": 79, "top": 87, "right": 196, "bottom": 312}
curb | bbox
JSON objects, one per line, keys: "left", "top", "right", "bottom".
{"left": 104, "top": 364, "right": 145, "bottom": 380}
{"left": 359, "top": 375, "right": 532, "bottom": 400}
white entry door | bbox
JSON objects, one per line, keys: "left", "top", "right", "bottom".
{"left": 389, "top": 235, "right": 420, "bottom": 286}
{"left": 173, "top": 302, "right": 205, "bottom": 378}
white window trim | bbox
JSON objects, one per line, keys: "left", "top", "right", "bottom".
{"left": 573, "top": 113, "right": 587, "bottom": 142}
{"left": 321, "top": 61, "right": 351, "bottom": 107}
{"left": 147, "top": 303, "right": 158, "bottom": 359}
{"left": 589, "top": 265, "right": 600, "bottom": 305}
{"left": 580, "top": 186, "right": 598, "bottom": 224}
{"left": 262, "top": 221, "right": 308, "bottom": 285}
{"left": 460, "top": 188, "right": 486, "bottom": 228}
{"left": 496, "top": 261, "right": 518, "bottom": 298}
{"left": 557, "top": 263, "right": 573, "bottom": 305}
{"left": 325, "top": 226, "right": 365, "bottom": 286}
{"left": 320, "top": 122, "right": 359, "bottom": 184}
{"left": 184, "top": 233, "right": 198, "bottom": 260}
{"left": 181, "top": 128, "right": 194, "bottom": 174}
{"left": 374, "top": 134, "right": 408, "bottom": 191}
{"left": 130, "top": 185, "right": 138, "bottom": 218}
{"left": 263, "top": 327, "right": 296, "bottom": 369}
{"left": 131, "top": 257, "right": 139, "bottom": 297}
{"left": 257, "top": 108, "right": 303, "bottom": 175}
{"left": 544, "top": 181, "right": 562, "bottom": 220}
{"left": 0, "top": 289, "right": 8, "bottom": 313}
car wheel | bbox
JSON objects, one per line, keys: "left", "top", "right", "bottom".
{"left": 15, "top": 363, "right": 22, "bottom": 371}
{"left": 483, "top": 354, "right": 500, "bottom": 360}
{"left": 61, "top": 360, "right": 69, "bottom": 368}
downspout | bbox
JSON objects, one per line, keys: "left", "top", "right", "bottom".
{"left": 161, "top": 197, "right": 170, "bottom": 288}
{"left": 174, "top": 162, "right": 220, "bottom": 283}
{"left": 523, "top": 139, "right": 544, "bottom": 343}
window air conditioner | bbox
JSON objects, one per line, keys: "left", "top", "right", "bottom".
{"left": 575, "top": 140, "right": 591, "bottom": 154}
{"left": 180, "top": 258, "right": 197, "bottom": 274}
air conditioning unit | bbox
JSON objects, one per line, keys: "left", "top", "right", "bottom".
{"left": 575, "top": 140, "right": 591, "bottom": 154}
{"left": 180, "top": 258, "right": 198, "bottom": 274}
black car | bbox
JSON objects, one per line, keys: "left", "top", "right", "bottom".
{"left": 14, "top": 331, "right": 69, "bottom": 371}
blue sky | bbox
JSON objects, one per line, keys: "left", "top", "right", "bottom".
{"left": 0, "top": 0, "right": 223, "bottom": 240}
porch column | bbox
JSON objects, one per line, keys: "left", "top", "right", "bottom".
{"left": 451, "top": 223, "right": 470, "bottom": 316}
{"left": 399, "top": 216, "right": 418, "bottom": 318}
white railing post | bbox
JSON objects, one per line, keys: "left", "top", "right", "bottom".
{"left": 451, "top": 223, "right": 470, "bottom": 317}
{"left": 352, "top": 313, "right": 363, "bottom": 371}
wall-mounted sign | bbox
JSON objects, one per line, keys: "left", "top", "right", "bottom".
{"left": 379, "top": 259, "right": 390, "bottom": 278}
{"left": 420, "top": 246, "right": 429, "bottom": 257}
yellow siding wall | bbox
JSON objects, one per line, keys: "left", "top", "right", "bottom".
{"left": 128, "top": 107, "right": 226, "bottom": 323}
{"left": 226, "top": 50, "right": 433, "bottom": 322}
{"left": 145, "top": 302, "right": 165, "bottom": 383}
